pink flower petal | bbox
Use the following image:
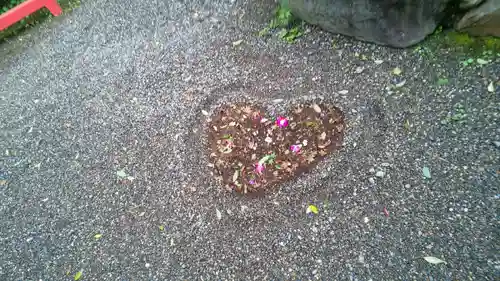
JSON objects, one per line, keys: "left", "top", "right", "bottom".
{"left": 276, "top": 116, "right": 289, "bottom": 128}
{"left": 255, "top": 163, "right": 265, "bottom": 174}
{"left": 290, "top": 144, "right": 302, "bottom": 153}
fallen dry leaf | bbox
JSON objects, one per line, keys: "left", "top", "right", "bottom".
{"left": 306, "top": 205, "right": 319, "bottom": 214}
{"left": 319, "top": 132, "right": 327, "bottom": 140}
{"left": 423, "top": 256, "right": 447, "bottom": 265}
{"left": 216, "top": 208, "right": 222, "bottom": 220}
{"left": 232, "top": 39, "right": 244, "bottom": 47}
{"left": 312, "top": 103, "right": 322, "bottom": 113}
{"left": 392, "top": 67, "right": 402, "bottom": 75}
{"left": 487, "top": 81, "right": 495, "bottom": 93}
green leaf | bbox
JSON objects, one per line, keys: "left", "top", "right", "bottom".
{"left": 437, "top": 78, "right": 449, "bottom": 86}
{"left": 258, "top": 153, "right": 276, "bottom": 165}
{"left": 306, "top": 205, "right": 319, "bottom": 215}
{"left": 278, "top": 28, "right": 288, "bottom": 38}
{"left": 403, "top": 119, "right": 410, "bottom": 131}
{"left": 94, "top": 233, "right": 102, "bottom": 240}
{"left": 422, "top": 167, "right": 431, "bottom": 179}
{"left": 423, "top": 256, "right": 447, "bottom": 264}
{"left": 74, "top": 271, "right": 83, "bottom": 281}
{"left": 258, "top": 27, "right": 270, "bottom": 37}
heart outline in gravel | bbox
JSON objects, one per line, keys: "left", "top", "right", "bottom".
{"left": 207, "top": 102, "right": 345, "bottom": 195}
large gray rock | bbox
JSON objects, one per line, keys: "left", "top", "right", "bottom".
{"left": 456, "top": 0, "right": 500, "bottom": 37}
{"left": 285, "top": 0, "right": 453, "bottom": 48}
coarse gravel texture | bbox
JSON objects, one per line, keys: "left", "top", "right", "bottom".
{"left": 1, "top": 0, "right": 499, "bottom": 280}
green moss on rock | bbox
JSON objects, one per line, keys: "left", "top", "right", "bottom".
{"left": 435, "top": 31, "right": 500, "bottom": 53}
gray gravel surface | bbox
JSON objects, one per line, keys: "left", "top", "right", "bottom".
{"left": 1, "top": 0, "right": 499, "bottom": 280}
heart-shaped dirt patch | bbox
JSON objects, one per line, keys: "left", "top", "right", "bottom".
{"left": 207, "top": 102, "right": 345, "bottom": 194}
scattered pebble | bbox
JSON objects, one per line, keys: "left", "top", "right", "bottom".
{"left": 369, "top": 168, "right": 375, "bottom": 173}
{"left": 368, "top": 177, "right": 375, "bottom": 184}
{"left": 375, "top": 171, "right": 385, "bottom": 178}
{"left": 381, "top": 162, "right": 390, "bottom": 167}
{"left": 493, "top": 141, "right": 500, "bottom": 148}
{"left": 363, "top": 217, "right": 369, "bottom": 223}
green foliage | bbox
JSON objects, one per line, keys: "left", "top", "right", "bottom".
{"left": 434, "top": 31, "right": 500, "bottom": 54}
{"left": 442, "top": 103, "right": 468, "bottom": 125}
{"left": 258, "top": 4, "right": 304, "bottom": 43}
{"left": 1, "top": 0, "right": 24, "bottom": 13}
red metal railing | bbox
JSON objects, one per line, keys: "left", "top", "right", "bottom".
{"left": 0, "top": 0, "right": 62, "bottom": 31}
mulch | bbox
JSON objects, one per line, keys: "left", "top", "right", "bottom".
{"left": 206, "top": 102, "right": 345, "bottom": 194}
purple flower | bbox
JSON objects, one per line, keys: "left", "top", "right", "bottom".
{"left": 276, "top": 116, "right": 289, "bottom": 128}
{"left": 255, "top": 163, "right": 265, "bottom": 174}
{"left": 249, "top": 179, "right": 256, "bottom": 185}
{"left": 290, "top": 144, "right": 302, "bottom": 153}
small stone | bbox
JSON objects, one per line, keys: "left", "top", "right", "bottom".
{"left": 493, "top": 141, "right": 500, "bottom": 148}
{"left": 381, "top": 162, "right": 390, "bottom": 167}
{"left": 369, "top": 168, "right": 375, "bottom": 173}
{"left": 363, "top": 217, "right": 369, "bottom": 223}
{"left": 368, "top": 177, "right": 375, "bottom": 184}
{"left": 145, "top": 263, "right": 151, "bottom": 268}
{"left": 338, "top": 90, "right": 349, "bottom": 95}
{"left": 375, "top": 171, "right": 385, "bottom": 178}
{"left": 355, "top": 66, "right": 364, "bottom": 73}
{"left": 311, "top": 226, "right": 318, "bottom": 233}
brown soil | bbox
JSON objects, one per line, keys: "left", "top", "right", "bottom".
{"left": 207, "top": 102, "right": 345, "bottom": 194}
